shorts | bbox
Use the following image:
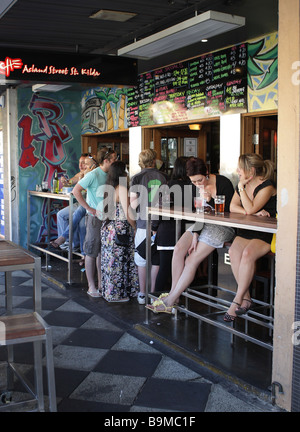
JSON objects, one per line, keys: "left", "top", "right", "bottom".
{"left": 134, "top": 228, "right": 160, "bottom": 267}
{"left": 187, "top": 223, "right": 235, "bottom": 249}
{"left": 83, "top": 214, "right": 102, "bottom": 258}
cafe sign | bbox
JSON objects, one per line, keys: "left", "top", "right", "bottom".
{"left": 0, "top": 49, "right": 137, "bottom": 86}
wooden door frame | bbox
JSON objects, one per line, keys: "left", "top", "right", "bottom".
{"left": 241, "top": 110, "right": 278, "bottom": 154}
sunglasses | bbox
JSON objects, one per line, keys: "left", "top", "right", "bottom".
{"left": 87, "top": 155, "right": 98, "bottom": 165}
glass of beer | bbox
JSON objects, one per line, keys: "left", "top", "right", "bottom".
{"left": 215, "top": 195, "right": 225, "bottom": 215}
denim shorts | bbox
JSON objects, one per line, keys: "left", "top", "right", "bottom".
{"left": 83, "top": 214, "right": 102, "bottom": 258}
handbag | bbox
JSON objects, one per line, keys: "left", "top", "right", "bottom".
{"left": 115, "top": 232, "right": 130, "bottom": 247}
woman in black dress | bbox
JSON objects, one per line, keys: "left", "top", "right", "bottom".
{"left": 225, "top": 153, "right": 276, "bottom": 322}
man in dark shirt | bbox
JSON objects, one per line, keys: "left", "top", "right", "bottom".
{"left": 130, "top": 149, "right": 168, "bottom": 304}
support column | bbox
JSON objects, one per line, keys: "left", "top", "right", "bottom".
{"left": 272, "top": 0, "right": 300, "bottom": 411}
{"left": 3, "top": 88, "right": 19, "bottom": 242}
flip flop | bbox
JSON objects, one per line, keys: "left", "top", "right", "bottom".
{"left": 87, "top": 290, "right": 102, "bottom": 298}
{"left": 106, "top": 297, "right": 129, "bottom": 303}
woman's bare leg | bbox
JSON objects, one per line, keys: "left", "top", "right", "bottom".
{"left": 151, "top": 242, "right": 215, "bottom": 311}
{"left": 170, "top": 232, "right": 193, "bottom": 291}
{"left": 226, "top": 239, "right": 271, "bottom": 318}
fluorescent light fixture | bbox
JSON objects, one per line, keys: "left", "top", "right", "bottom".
{"left": 32, "top": 84, "right": 71, "bottom": 93}
{"left": 89, "top": 9, "right": 136, "bottom": 22}
{"left": 0, "top": 0, "right": 17, "bottom": 19}
{"left": 118, "top": 10, "right": 245, "bottom": 59}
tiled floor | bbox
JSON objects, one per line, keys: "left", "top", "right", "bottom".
{"left": 0, "top": 268, "right": 280, "bottom": 412}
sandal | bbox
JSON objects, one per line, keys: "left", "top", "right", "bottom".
{"left": 223, "top": 301, "right": 241, "bottom": 322}
{"left": 145, "top": 298, "right": 173, "bottom": 314}
{"left": 107, "top": 297, "right": 129, "bottom": 303}
{"left": 87, "top": 290, "right": 102, "bottom": 298}
{"left": 235, "top": 299, "right": 253, "bottom": 316}
{"left": 49, "top": 240, "right": 61, "bottom": 249}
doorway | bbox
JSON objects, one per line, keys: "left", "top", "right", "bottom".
{"left": 242, "top": 114, "right": 278, "bottom": 166}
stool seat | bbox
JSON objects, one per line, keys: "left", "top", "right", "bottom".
{"left": 0, "top": 313, "right": 45, "bottom": 343}
{"left": 0, "top": 312, "right": 56, "bottom": 412}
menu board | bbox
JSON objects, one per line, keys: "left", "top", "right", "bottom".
{"left": 127, "top": 43, "right": 247, "bottom": 127}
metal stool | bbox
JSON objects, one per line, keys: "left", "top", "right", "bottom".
{"left": 0, "top": 312, "right": 56, "bottom": 412}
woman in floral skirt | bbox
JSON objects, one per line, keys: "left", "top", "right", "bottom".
{"left": 100, "top": 161, "right": 139, "bottom": 302}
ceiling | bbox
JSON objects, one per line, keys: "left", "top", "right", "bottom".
{"left": 0, "top": 0, "right": 278, "bottom": 79}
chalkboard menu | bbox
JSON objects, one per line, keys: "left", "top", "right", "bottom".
{"left": 127, "top": 43, "right": 247, "bottom": 127}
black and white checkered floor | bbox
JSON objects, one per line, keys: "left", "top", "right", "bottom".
{"left": 0, "top": 269, "right": 282, "bottom": 413}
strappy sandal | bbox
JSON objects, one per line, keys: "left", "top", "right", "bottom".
{"left": 145, "top": 298, "right": 173, "bottom": 314}
{"left": 223, "top": 301, "right": 241, "bottom": 322}
{"left": 235, "top": 298, "right": 253, "bottom": 316}
{"left": 87, "top": 290, "right": 102, "bottom": 298}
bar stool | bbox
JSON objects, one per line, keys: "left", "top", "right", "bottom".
{"left": 0, "top": 312, "right": 56, "bottom": 412}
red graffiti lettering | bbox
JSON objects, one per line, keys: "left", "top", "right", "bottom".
{"left": 18, "top": 115, "right": 39, "bottom": 168}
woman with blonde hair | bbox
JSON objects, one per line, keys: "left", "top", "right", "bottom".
{"left": 224, "top": 153, "right": 276, "bottom": 322}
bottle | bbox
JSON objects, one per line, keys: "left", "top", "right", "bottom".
{"left": 53, "top": 171, "right": 59, "bottom": 194}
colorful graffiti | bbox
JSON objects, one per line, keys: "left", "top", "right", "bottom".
{"left": 81, "top": 87, "right": 127, "bottom": 133}
{"left": 19, "top": 94, "right": 73, "bottom": 180}
{"left": 18, "top": 89, "right": 81, "bottom": 248}
{"left": 247, "top": 32, "right": 278, "bottom": 112}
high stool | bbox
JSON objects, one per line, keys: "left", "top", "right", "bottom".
{"left": 0, "top": 312, "right": 56, "bottom": 412}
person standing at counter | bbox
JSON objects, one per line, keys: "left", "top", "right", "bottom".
{"left": 100, "top": 161, "right": 139, "bottom": 302}
{"left": 224, "top": 153, "right": 276, "bottom": 321}
{"left": 130, "top": 149, "right": 168, "bottom": 305}
{"left": 147, "top": 157, "right": 235, "bottom": 314}
{"left": 73, "top": 148, "right": 117, "bottom": 297}
{"left": 152, "top": 156, "right": 193, "bottom": 292}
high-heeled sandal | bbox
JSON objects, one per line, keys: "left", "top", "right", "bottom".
{"left": 146, "top": 298, "right": 174, "bottom": 314}
{"left": 235, "top": 298, "right": 253, "bottom": 316}
{"left": 223, "top": 301, "right": 241, "bottom": 322}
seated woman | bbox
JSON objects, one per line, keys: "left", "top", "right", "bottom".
{"left": 147, "top": 157, "right": 235, "bottom": 314}
{"left": 50, "top": 155, "right": 98, "bottom": 262}
{"left": 100, "top": 161, "right": 139, "bottom": 302}
{"left": 224, "top": 153, "right": 276, "bottom": 322}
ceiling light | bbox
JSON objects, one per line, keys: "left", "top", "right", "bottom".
{"left": 89, "top": 9, "right": 136, "bottom": 22}
{"left": 0, "top": 0, "right": 17, "bottom": 19}
{"left": 118, "top": 10, "right": 245, "bottom": 59}
{"left": 189, "top": 124, "right": 202, "bottom": 131}
{"left": 32, "top": 84, "right": 71, "bottom": 93}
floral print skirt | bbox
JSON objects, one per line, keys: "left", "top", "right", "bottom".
{"left": 100, "top": 206, "right": 139, "bottom": 302}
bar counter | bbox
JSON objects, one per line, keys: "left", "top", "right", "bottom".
{"left": 27, "top": 190, "right": 77, "bottom": 284}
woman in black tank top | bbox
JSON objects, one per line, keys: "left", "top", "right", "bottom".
{"left": 224, "top": 154, "right": 276, "bottom": 322}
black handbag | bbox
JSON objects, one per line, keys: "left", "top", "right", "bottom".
{"left": 115, "top": 232, "right": 130, "bottom": 247}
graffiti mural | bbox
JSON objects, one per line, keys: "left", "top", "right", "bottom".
{"left": 81, "top": 87, "right": 127, "bottom": 133}
{"left": 247, "top": 32, "right": 278, "bottom": 112}
{"left": 18, "top": 89, "right": 81, "bottom": 248}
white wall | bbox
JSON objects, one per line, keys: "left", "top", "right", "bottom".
{"left": 219, "top": 113, "right": 241, "bottom": 187}
{"left": 129, "top": 126, "right": 142, "bottom": 178}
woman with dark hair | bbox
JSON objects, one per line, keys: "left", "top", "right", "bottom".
{"left": 147, "top": 157, "right": 235, "bottom": 314}
{"left": 225, "top": 153, "right": 276, "bottom": 321}
{"left": 152, "top": 156, "right": 193, "bottom": 292}
{"left": 100, "top": 161, "right": 139, "bottom": 302}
